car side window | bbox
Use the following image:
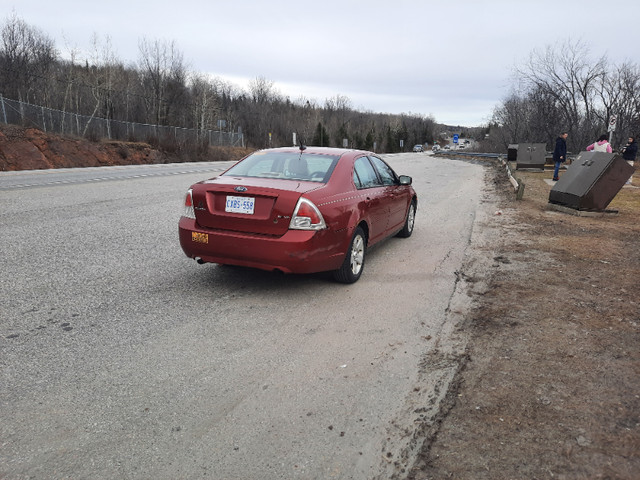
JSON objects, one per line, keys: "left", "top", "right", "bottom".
{"left": 369, "top": 156, "right": 397, "bottom": 186}
{"left": 353, "top": 156, "right": 380, "bottom": 189}
{"left": 353, "top": 168, "right": 362, "bottom": 189}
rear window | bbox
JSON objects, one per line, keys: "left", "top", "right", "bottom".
{"left": 223, "top": 151, "right": 340, "bottom": 182}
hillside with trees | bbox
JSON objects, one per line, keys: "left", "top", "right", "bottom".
{"left": 2, "top": 14, "right": 638, "bottom": 161}
{"left": 0, "top": 13, "right": 439, "bottom": 156}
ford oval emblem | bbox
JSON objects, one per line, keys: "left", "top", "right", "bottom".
{"left": 234, "top": 186, "right": 248, "bottom": 192}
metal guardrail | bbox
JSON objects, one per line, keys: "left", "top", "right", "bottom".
{"left": 435, "top": 150, "right": 525, "bottom": 199}
{"left": 499, "top": 156, "right": 526, "bottom": 200}
{"left": 436, "top": 151, "right": 502, "bottom": 159}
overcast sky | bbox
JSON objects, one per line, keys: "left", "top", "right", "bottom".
{"left": 4, "top": 0, "right": 639, "bottom": 126}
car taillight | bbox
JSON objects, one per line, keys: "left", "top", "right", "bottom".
{"left": 183, "top": 189, "right": 196, "bottom": 219}
{"left": 289, "top": 197, "right": 326, "bottom": 230}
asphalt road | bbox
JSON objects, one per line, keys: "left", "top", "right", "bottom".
{"left": 0, "top": 153, "right": 493, "bottom": 479}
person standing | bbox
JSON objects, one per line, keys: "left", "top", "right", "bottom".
{"left": 621, "top": 136, "right": 637, "bottom": 184}
{"left": 552, "top": 132, "right": 568, "bottom": 181}
{"left": 586, "top": 134, "right": 613, "bottom": 153}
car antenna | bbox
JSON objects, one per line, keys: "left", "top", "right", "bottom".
{"left": 297, "top": 139, "right": 307, "bottom": 161}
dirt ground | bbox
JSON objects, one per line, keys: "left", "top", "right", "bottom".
{"left": 409, "top": 161, "right": 640, "bottom": 479}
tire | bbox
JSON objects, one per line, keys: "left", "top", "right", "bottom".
{"left": 396, "top": 200, "right": 416, "bottom": 238}
{"left": 333, "top": 226, "right": 366, "bottom": 283}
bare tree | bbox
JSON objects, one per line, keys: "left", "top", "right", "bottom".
{"left": 597, "top": 62, "right": 640, "bottom": 147}
{"left": 137, "top": 38, "right": 187, "bottom": 126}
{"left": 246, "top": 76, "right": 284, "bottom": 146}
{"left": 516, "top": 39, "right": 607, "bottom": 149}
{"left": 0, "top": 12, "right": 56, "bottom": 103}
{"left": 494, "top": 39, "right": 640, "bottom": 154}
{"left": 248, "top": 76, "right": 277, "bottom": 104}
{"left": 188, "top": 73, "right": 221, "bottom": 146}
{"left": 324, "top": 94, "right": 353, "bottom": 147}
{"left": 80, "top": 34, "right": 120, "bottom": 137}
{"left": 56, "top": 41, "right": 81, "bottom": 134}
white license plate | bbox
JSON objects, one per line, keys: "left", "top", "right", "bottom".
{"left": 225, "top": 195, "right": 255, "bottom": 214}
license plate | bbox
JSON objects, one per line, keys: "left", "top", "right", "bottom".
{"left": 225, "top": 195, "right": 255, "bottom": 214}
{"left": 192, "top": 232, "right": 208, "bottom": 244}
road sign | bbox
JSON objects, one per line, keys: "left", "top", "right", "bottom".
{"left": 453, "top": 134, "right": 459, "bottom": 144}
{"left": 608, "top": 115, "right": 617, "bottom": 132}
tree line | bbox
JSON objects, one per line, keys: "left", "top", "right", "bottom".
{"left": 486, "top": 40, "right": 640, "bottom": 154}
{"left": 5, "top": 14, "right": 634, "bottom": 157}
{"left": 0, "top": 13, "right": 438, "bottom": 154}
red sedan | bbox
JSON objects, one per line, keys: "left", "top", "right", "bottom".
{"left": 178, "top": 146, "right": 417, "bottom": 283}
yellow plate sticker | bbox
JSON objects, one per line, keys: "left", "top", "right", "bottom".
{"left": 192, "top": 232, "right": 208, "bottom": 244}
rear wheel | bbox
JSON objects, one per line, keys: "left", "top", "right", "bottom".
{"left": 396, "top": 200, "right": 416, "bottom": 238}
{"left": 333, "top": 226, "right": 366, "bottom": 283}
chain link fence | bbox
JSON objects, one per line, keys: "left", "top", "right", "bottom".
{"left": 0, "top": 95, "right": 244, "bottom": 148}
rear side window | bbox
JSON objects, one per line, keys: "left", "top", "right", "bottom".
{"left": 353, "top": 156, "right": 380, "bottom": 189}
{"left": 369, "top": 156, "right": 397, "bottom": 186}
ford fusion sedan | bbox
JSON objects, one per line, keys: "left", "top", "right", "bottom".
{"left": 178, "top": 146, "right": 417, "bottom": 283}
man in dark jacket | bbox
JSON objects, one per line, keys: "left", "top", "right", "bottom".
{"left": 621, "top": 136, "right": 637, "bottom": 160}
{"left": 552, "top": 132, "right": 568, "bottom": 181}
{"left": 621, "top": 136, "right": 637, "bottom": 184}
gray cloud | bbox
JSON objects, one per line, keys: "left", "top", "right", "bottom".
{"left": 6, "top": 0, "right": 638, "bottom": 126}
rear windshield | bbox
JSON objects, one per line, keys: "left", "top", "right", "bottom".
{"left": 223, "top": 151, "right": 340, "bottom": 183}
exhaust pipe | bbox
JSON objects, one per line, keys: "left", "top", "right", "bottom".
{"left": 196, "top": 257, "right": 205, "bottom": 264}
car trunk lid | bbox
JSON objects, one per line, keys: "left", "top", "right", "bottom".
{"left": 191, "top": 177, "right": 323, "bottom": 236}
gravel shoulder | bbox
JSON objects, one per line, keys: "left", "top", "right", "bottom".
{"left": 409, "top": 161, "right": 640, "bottom": 479}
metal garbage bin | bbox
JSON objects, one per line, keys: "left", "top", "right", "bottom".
{"left": 549, "top": 151, "right": 634, "bottom": 211}
{"left": 516, "top": 143, "right": 546, "bottom": 170}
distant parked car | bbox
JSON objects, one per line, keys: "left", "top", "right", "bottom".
{"left": 444, "top": 145, "right": 450, "bottom": 150}
{"left": 432, "top": 145, "right": 440, "bottom": 152}
{"left": 413, "top": 144, "right": 424, "bottom": 152}
{"left": 179, "top": 146, "right": 418, "bottom": 283}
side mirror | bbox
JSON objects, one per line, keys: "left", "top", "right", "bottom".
{"left": 399, "top": 175, "right": 412, "bottom": 185}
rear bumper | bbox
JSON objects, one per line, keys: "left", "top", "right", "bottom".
{"left": 178, "top": 217, "right": 348, "bottom": 274}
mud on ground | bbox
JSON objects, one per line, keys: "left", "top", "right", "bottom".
{"left": 410, "top": 163, "right": 640, "bottom": 479}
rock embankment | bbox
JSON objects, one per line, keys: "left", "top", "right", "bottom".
{"left": 0, "top": 125, "right": 170, "bottom": 171}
